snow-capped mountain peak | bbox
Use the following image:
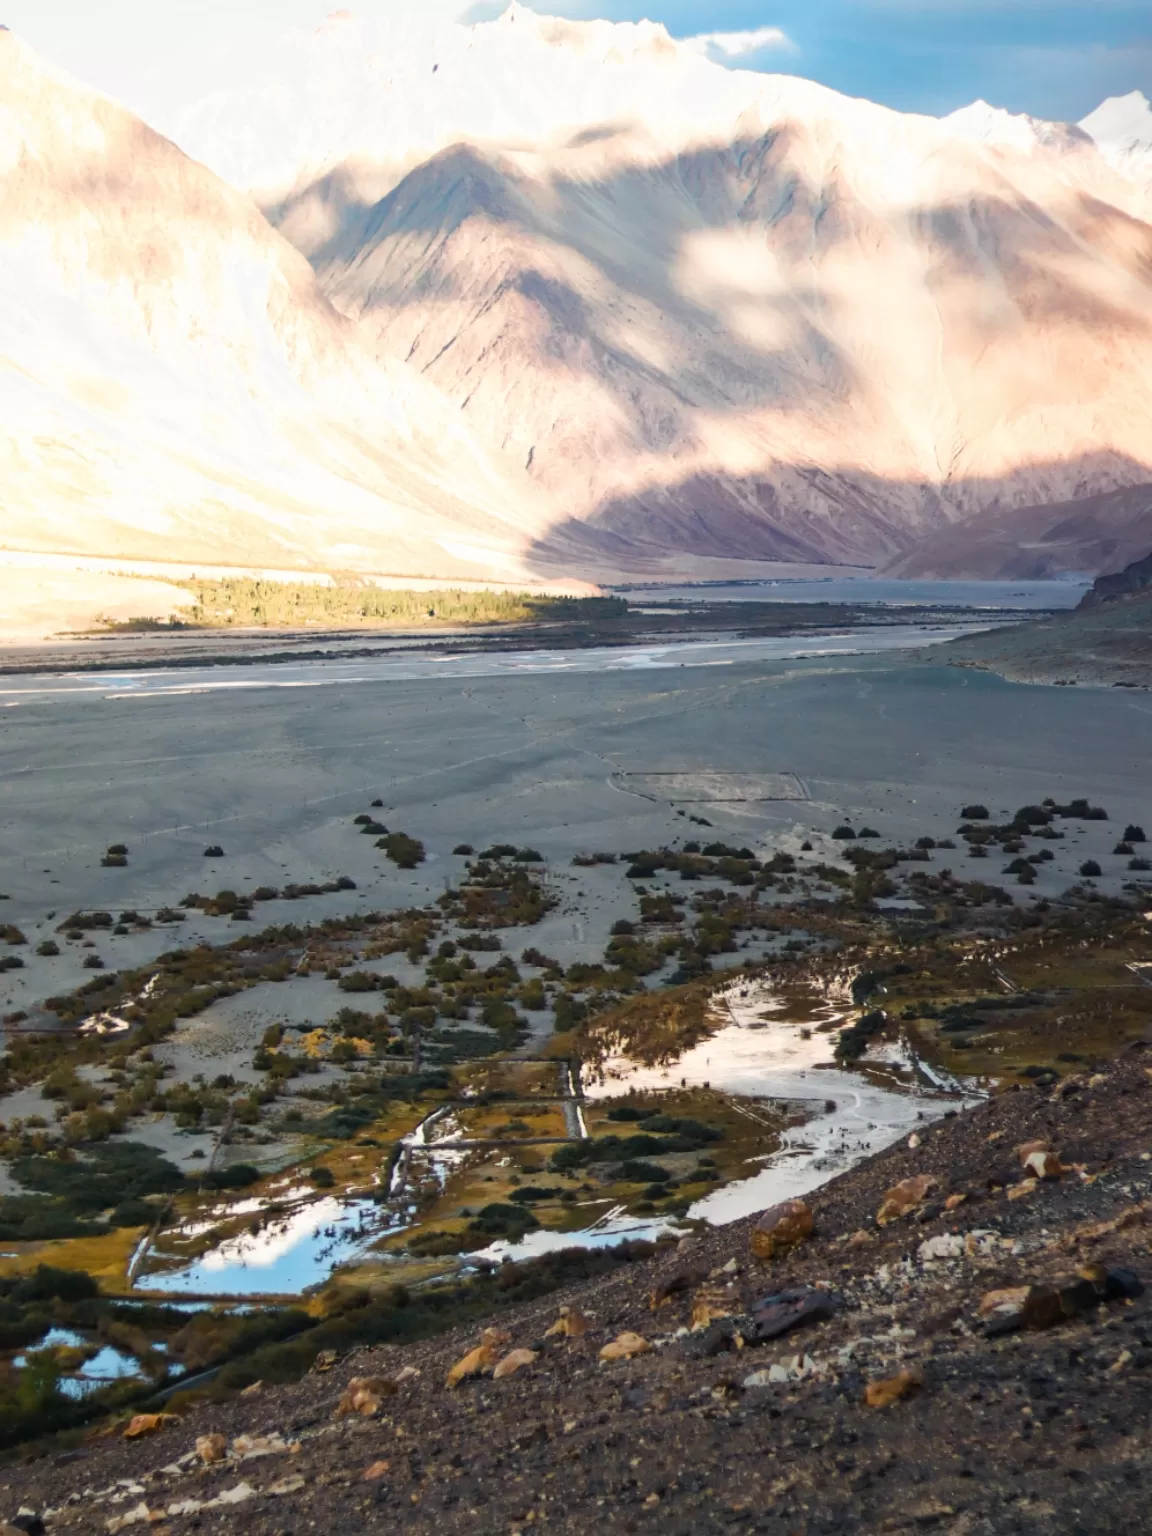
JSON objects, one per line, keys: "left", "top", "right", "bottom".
{"left": 942, "top": 99, "right": 1091, "bottom": 155}
{"left": 1080, "top": 90, "right": 1152, "bottom": 177}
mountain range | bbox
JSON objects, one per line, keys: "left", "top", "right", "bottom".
{"left": 2, "top": 5, "right": 1152, "bottom": 593}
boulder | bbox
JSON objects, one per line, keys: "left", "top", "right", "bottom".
{"left": 750, "top": 1199, "right": 813, "bottom": 1260}
{"left": 877, "top": 1175, "right": 938, "bottom": 1225}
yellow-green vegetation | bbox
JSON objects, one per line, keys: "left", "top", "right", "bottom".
{"left": 103, "top": 578, "right": 627, "bottom": 632}
{"left": 0, "top": 1226, "right": 145, "bottom": 1288}
{"left": 577, "top": 975, "right": 723, "bottom": 1071}
{"left": 846, "top": 905, "right": 1152, "bottom": 1083}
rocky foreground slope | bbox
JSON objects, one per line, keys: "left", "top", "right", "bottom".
{"left": 16, "top": 1053, "right": 1152, "bottom": 1534}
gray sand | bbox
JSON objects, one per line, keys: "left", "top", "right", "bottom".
{"left": 2, "top": 653, "right": 1151, "bottom": 1032}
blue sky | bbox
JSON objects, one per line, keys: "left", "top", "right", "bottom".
{"left": 5, "top": 0, "right": 1149, "bottom": 123}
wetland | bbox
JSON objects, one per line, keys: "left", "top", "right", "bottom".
{"left": 0, "top": 594, "right": 1150, "bottom": 1442}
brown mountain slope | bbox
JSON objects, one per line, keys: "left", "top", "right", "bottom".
{"left": 0, "top": 30, "right": 558, "bottom": 583}
{"left": 276, "top": 14, "right": 1152, "bottom": 574}
{"left": 885, "top": 483, "right": 1152, "bottom": 581}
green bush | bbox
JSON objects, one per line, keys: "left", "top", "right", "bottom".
{"left": 379, "top": 833, "right": 425, "bottom": 869}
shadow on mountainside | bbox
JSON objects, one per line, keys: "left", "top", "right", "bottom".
{"left": 286, "top": 129, "right": 1152, "bottom": 570}
{"left": 522, "top": 457, "right": 1152, "bottom": 579}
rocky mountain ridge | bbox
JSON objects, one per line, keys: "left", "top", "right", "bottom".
{"left": 160, "top": 6, "right": 1152, "bottom": 576}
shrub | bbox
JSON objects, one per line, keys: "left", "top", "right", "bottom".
{"left": 961, "top": 804, "right": 989, "bottom": 820}
{"left": 914, "top": 837, "right": 936, "bottom": 850}
{"left": 610, "top": 920, "right": 636, "bottom": 936}
{"left": 82, "top": 955, "right": 104, "bottom": 970}
{"left": 2, "top": 927, "right": 26, "bottom": 945}
{"left": 1124, "top": 824, "right": 1146, "bottom": 843}
{"left": 309, "top": 1167, "right": 335, "bottom": 1188}
{"left": 338, "top": 971, "right": 382, "bottom": 993}
{"left": 453, "top": 844, "right": 474, "bottom": 856}
{"left": 1079, "top": 860, "right": 1102, "bottom": 878}
{"left": 1114, "top": 842, "right": 1134, "bottom": 856}
{"left": 379, "top": 833, "right": 425, "bottom": 869}
{"left": 203, "top": 845, "right": 224, "bottom": 858}
{"left": 35, "top": 940, "right": 59, "bottom": 958}
{"left": 857, "top": 827, "right": 880, "bottom": 839}
{"left": 1129, "top": 857, "right": 1152, "bottom": 872}
{"left": 203, "top": 1164, "right": 261, "bottom": 1190}
{"left": 100, "top": 854, "right": 127, "bottom": 868}
{"left": 831, "top": 826, "right": 857, "bottom": 840}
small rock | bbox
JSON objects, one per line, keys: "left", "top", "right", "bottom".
{"left": 311, "top": 1350, "right": 339, "bottom": 1373}
{"left": 362, "top": 1461, "right": 391, "bottom": 1481}
{"left": 446, "top": 1331, "right": 509, "bottom": 1390}
{"left": 944, "top": 1193, "right": 969, "bottom": 1211}
{"left": 864, "top": 1365, "right": 924, "bottom": 1408}
{"left": 195, "top": 1434, "right": 227, "bottom": 1465}
{"left": 649, "top": 1269, "right": 707, "bottom": 1310}
{"left": 122, "top": 1413, "right": 178, "bottom": 1440}
{"left": 690, "top": 1282, "right": 738, "bottom": 1331}
{"left": 1023, "top": 1149, "right": 1063, "bottom": 1180}
{"left": 599, "top": 1331, "right": 651, "bottom": 1363}
{"left": 751, "top": 1285, "right": 838, "bottom": 1341}
{"left": 266, "top": 1476, "right": 306, "bottom": 1497}
{"left": 233, "top": 1432, "right": 297, "bottom": 1459}
{"left": 877, "top": 1176, "right": 938, "bottom": 1225}
{"left": 907, "top": 1133, "right": 921, "bottom": 1149}
{"left": 7, "top": 1516, "right": 44, "bottom": 1536}
{"left": 493, "top": 1348, "right": 538, "bottom": 1380}
{"left": 239, "top": 1380, "right": 264, "bottom": 1397}
{"left": 919, "top": 1233, "right": 965, "bottom": 1262}
{"left": 750, "top": 1198, "right": 813, "bottom": 1260}
{"left": 978, "top": 1286, "right": 1031, "bottom": 1319}
{"left": 334, "top": 1377, "right": 398, "bottom": 1419}
{"left": 1007, "top": 1178, "right": 1039, "bottom": 1201}
{"left": 544, "top": 1306, "right": 589, "bottom": 1339}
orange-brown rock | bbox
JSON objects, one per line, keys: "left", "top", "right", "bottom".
{"left": 599, "top": 1332, "right": 651, "bottom": 1363}
{"left": 493, "top": 1348, "right": 539, "bottom": 1380}
{"left": 123, "top": 1413, "right": 178, "bottom": 1439}
{"left": 877, "top": 1176, "right": 939, "bottom": 1225}
{"left": 446, "top": 1328, "right": 512, "bottom": 1389}
{"left": 196, "top": 1433, "right": 228, "bottom": 1464}
{"left": 334, "top": 1376, "right": 398, "bottom": 1418}
{"left": 864, "top": 1366, "right": 924, "bottom": 1408}
{"left": 750, "top": 1199, "right": 813, "bottom": 1260}
{"left": 544, "top": 1307, "right": 589, "bottom": 1339}
{"left": 690, "top": 1283, "right": 737, "bottom": 1331}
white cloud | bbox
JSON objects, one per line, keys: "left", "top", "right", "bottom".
{"left": 681, "top": 25, "right": 796, "bottom": 63}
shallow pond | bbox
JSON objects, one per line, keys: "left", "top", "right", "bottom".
{"left": 16, "top": 1327, "right": 145, "bottom": 1398}
{"left": 133, "top": 980, "right": 964, "bottom": 1291}
{"left": 134, "top": 1108, "right": 471, "bottom": 1297}
{"left": 472, "top": 978, "right": 960, "bottom": 1261}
